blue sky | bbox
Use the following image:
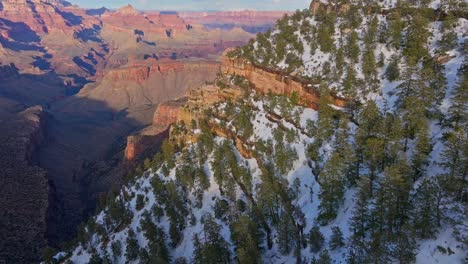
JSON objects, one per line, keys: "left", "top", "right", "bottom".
{"left": 69, "top": 0, "right": 311, "bottom": 11}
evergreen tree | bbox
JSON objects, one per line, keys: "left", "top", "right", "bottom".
{"left": 389, "top": 11, "right": 403, "bottom": 49}
{"left": 308, "top": 226, "right": 325, "bottom": 253}
{"left": 230, "top": 215, "right": 262, "bottom": 264}
{"left": 403, "top": 12, "right": 430, "bottom": 63}
{"left": 317, "top": 250, "right": 332, "bottom": 264}
{"left": 385, "top": 55, "right": 400, "bottom": 81}
{"left": 125, "top": 229, "right": 140, "bottom": 261}
{"left": 277, "top": 211, "right": 297, "bottom": 255}
{"left": 193, "top": 214, "right": 230, "bottom": 264}
{"left": 411, "top": 121, "right": 432, "bottom": 181}
{"left": 447, "top": 74, "right": 467, "bottom": 129}
{"left": 111, "top": 240, "right": 122, "bottom": 257}
{"left": 411, "top": 178, "right": 444, "bottom": 238}
{"left": 140, "top": 213, "right": 171, "bottom": 263}
{"left": 439, "top": 128, "right": 468, "bottom": 201}
{"left": 372, "top": 159, "right": 412, "bottom": 242}
{"left": 362, "top": 47, "right": 376, "bottom": 80}
{"left": 317, "top": 14, "right": 335, "bottom": 53}
{"left": 350, "top": 178, "right": 371, "bottom": 240}
{"left": 343, "top": 65, "right": 358, "bottom": 97}
{"left": 317, "top": 151, "right": 346, "bottom": 225}
{"left": 316, "top": 86, "right": 337, "bottom": 141}
{"left": 346, "top": 30, "right": 360, "bottom": 63}
{"left": 438, "top": 12, "right": 458, "bottom": 53}
{"left": 329, "top": 226, "right": 345, "bottom": 250}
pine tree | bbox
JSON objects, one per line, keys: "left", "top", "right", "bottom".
{"left": 372, "top": 159, "right": 412, "bottom": 239}
{"left": 317, "top": 151, "right": 346, "bottom": 225}
{"left": 350, "top": 178, "right": 371, "bottom": 240}
{"left": 411, "top": 178, "right": 444, "bottom": 239}
{"left": 346, "top": 30, "right": 360, "bottom": 63}
{"left": 403, "top": 12, "right": 430, "bottom": 64}
{"left": 447, "top": 74, "right": 467, "bottom": 129}
{"left": 308, "top": 226, "right": 325, "bottom": 253}
{"left": 111, "top": 240, "right": 122, "bottom": 257}
{"left": 316, "top": 14, "right": 335, "bottom": 53}
{"left": 277, "top": 211, "right": 296, "bottom": 255}
{"left": 438, "top": 12, "right": 458, "bottom": 53}
{"left": 140, "top": 213, "right": 171, "bottom": 263}
{"left": 230, "top": 215, "right": 262, "bottom": 264}
{"left": 125, "top": 229, "right": 140, "bottom": 261}
{"left": 343, "top": 65, "right": 358, "bottom": 97}
{"left": 317, "top": 250, "right": 332, "bottom": 264}
{"left": 385, "top": 55, "right": 400, "bottom": 81}
{"left": 389, "top": 11, "right": 403, "bottom": 49}
{"left": 439, "top": 128, "right": 468, "bottom": 201}
{"left": 316, "top": 86, "right": 336, "bottom": 141}
{"left": 329, "top": 226, "right": 345, "bottom": 250}
{"left": 411, "top": 121, "right": 432, "bottom": 181}
{"left": 193, "top": 214, "right": 231, "bottom": 264}
{"left": 362, "top": 47, "right": 377, "bottom": 83}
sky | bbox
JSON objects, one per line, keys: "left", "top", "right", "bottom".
{"left": 68, "top": 0, "right": 311, "bottom": 11}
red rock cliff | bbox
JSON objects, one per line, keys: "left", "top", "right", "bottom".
{"left": 221, "top": 55, "right": 346, "bottom": 110}
{"left": 124, "top": 98, "right": 188, "bottom": 161}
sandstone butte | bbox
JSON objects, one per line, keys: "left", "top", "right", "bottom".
{"left": 102, "top": 5, "right": 191, "bottom": 34}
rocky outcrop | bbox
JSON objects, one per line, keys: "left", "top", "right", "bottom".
{"left": 221, "top": 55, "right": 346, "bottom": 110}
{"left": 0, "top": 105, "right": 51, "bottom": 264}
{"left": 124, "top": 98, "right": 188, "bottom": 161}
{"left": 123, "top": 84, "right": 244, "bottom": 162}
{"left": 309, "top": 1, "right": 351, "bottom": 15}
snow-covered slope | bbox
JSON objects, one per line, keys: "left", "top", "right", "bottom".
{"left": 55, "top": 1, "right": 467, "bottom": 263}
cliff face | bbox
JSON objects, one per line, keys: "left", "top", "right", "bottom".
{"left": 124, "top": 98, "right": 188, "bottom": 161}
{"left": 0, "top": 106, "right": 51, "bottom": 264}
{"left": 221, "top": 56, "right": 346, "bottom": 110}
{"left": 0, "top": 0, "right": 97, "bottom": 33}
{"left": 123, "top": 84, "right": 244, "bottom": 162}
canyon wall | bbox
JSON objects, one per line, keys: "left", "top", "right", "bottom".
{"left": 221, "top": 56, "right": 347, "bottom": 110}
{"left": 0, "top": 106, "right": 51, "bottom": 264}
{"left": 124, "top": 98, "right": 188, "bottom": 162}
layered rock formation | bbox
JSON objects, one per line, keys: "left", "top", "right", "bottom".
{"left": 180, "top": 11, "right": 292, "bottom": 33}
{"left": 124, "top": 98, "right": 188, "bottom": 161}
{"left": 123, "top": 84, "right": 244, "bottom": 162}
{"left": 0, "top": 106, "right": 51, "bottom": 264}
{"left": 221, "top": 55, "right": 347, "bottom": 109}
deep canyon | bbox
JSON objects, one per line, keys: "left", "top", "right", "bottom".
{"left": 0, "top": 0, "right": 287, "bottom": 262}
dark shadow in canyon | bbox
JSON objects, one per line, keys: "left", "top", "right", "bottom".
{"left": 41, "top": 95, "right": 149, "bottom": 245}
{"left": 0, "top": 18, "right": 45, "bottom": 52}
{"left": 73, "top": 56, "right": 97, "bottom": 75}
{"left": 0, "top": 65, "right": 146, "bottom": 252}
{"left": 56, "top": 9, "right": 83, "bottom": 26}
{"left": 75, "top": 25, "right": 102, "bottom": 43}
{"left": 0, "top": 18, "right": 41, "bottom": 43}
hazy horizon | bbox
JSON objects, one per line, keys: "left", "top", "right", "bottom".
{"left": 68, "top": 0, "right": 310, "bottom": 11}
